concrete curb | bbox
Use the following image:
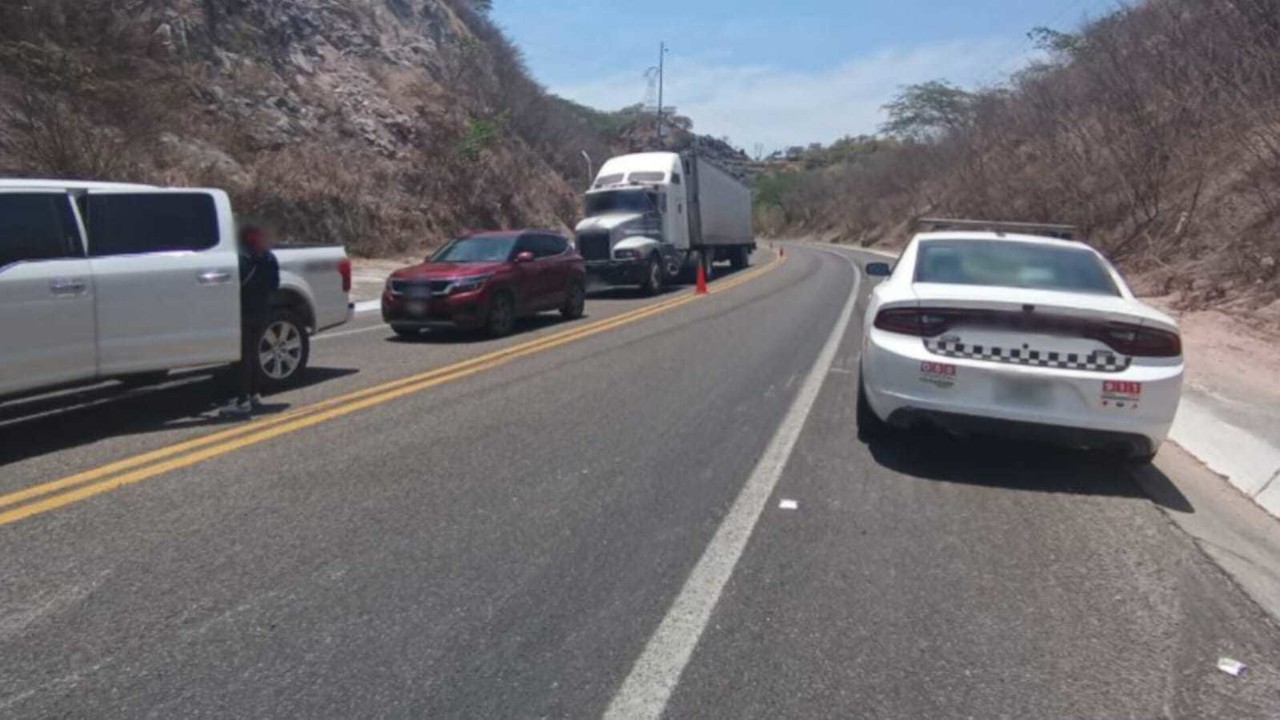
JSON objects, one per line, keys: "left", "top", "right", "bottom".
{"left": 1170, "top": 399, "right": 1280, "bottom": 518}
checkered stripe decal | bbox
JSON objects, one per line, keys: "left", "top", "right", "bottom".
{"left": 924, "top": 339, "right": 1131, "bottom": 372}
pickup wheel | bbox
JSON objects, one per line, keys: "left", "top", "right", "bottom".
{"left": 485, "top": 291, "right": 516, "bottom": 337}
{"left": 640, "top": 256, "right": 664, "bottom": 296}
{"left": 561, "top": 279, "right": 586, "bottom": 320}
{"left": 255, "top": 309, "right": 310, "bottom": 392}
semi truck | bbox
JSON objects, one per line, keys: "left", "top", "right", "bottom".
{"left": 573, "top": 151, "right": 755, "bottom": 294}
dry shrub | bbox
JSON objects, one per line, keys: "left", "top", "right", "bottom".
{"left": 764, "top": 0, "right": 1280, "bottom": 310}
{"left": 235, "top": 147, "right": 428, "bottom": 257}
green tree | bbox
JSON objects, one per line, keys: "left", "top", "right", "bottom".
{"left": 880, "top": 81, "right": 976, "bottom": 141}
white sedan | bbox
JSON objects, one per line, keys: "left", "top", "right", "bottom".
{"left": 858, "top": 224, "right": 1183, "bottom": 463}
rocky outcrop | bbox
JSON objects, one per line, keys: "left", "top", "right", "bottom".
{"left": 0, "top": 0, "right": 592, "bottom": 256}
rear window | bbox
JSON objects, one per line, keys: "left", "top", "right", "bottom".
{"left": 915, "top": 239, "right": 1120, "bottom": 296}
{"left": 0, "top": 193, "right": 82, "bottom": 268}
{"left": 86, "top": 193, "right": 218, "bottom": 257}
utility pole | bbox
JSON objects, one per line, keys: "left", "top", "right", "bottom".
{"left": 580, "top": 150, "right": 593, "bottom": 189}
{"left": 657, "top": 41, "right": 668, "bottom": 138}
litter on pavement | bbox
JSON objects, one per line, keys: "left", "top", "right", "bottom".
{"left": 1217, "top": 657, "right": 1247, "bottom": 677}
{"left": 779, "top": 499, "right": 799, "bottom": 510}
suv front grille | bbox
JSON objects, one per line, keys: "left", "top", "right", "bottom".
{"left": 577, "top": 232, "right": 612, "bottom": 261}
{"left": 391, "top": 279, "right": 453, "bottom": 297}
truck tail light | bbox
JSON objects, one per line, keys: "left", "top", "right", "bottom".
{"left": 338, "top": 258, "right": 352, "bottom": 293}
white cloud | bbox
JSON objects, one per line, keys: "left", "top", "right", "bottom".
{"left": 552, "top": 39, "right": 1039, "bottom": 153}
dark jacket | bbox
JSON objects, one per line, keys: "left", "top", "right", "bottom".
{"left": 239, "top": 250, "right": 280, "bottom": 321}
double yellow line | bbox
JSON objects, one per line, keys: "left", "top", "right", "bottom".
{"left": 0, "top": 254, "right": 785, "bottom": 527}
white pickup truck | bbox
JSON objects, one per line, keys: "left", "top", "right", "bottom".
{"left": 0, "top": 179, "right": 352, "bottom": 399}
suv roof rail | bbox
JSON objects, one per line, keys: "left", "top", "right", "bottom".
{"left": 915, "top": 217, "right": 1077, "bottom": 240}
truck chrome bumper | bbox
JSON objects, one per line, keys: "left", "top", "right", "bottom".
{"left": 585, "top": 260, "right": 646, "bottom": 286}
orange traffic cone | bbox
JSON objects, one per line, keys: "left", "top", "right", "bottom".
{"left": 695, "top": 261, "right": 709, "bottom": 295}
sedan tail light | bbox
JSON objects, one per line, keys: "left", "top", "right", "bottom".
{"left": 1088, "top": 324, "right": 1181, "bottom": 358}
{"left": 873, "top": 308, "right": 947, "bottom": 337}
{"left": 874, "top": 307, "right": 1181, "bottom": 357}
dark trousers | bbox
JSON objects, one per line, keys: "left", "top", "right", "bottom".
{"left": 238, "top": 317, "right": 264, "bottom": 401}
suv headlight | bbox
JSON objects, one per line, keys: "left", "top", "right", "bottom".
{"left": 450, "top": 274, "right": 492, "bottom": 294}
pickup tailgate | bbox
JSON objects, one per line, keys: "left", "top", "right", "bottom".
{"left": 275, "top": 246, "right": 352, "bottom": 332}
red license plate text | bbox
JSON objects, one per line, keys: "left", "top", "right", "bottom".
{"left": 921, "top": 361, "right": 957, "bottom": 377}
{"left": 1103, "top": 381, "right": 1142, "bottom": 395}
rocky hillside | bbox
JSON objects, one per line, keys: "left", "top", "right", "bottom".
{"left": 0, "top": 0, "right": 622, "bottom": 256}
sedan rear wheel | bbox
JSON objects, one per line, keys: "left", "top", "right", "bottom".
{"left": 857, "top": 367, "right": 886, "bottom": 441}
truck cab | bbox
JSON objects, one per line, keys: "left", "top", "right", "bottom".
{"left": 574, "top": 151, "right": 754, "bottom": 294}
{"left": 574, "top": 153, "right": 690, "bottom": 294}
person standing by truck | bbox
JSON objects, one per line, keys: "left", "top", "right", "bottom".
{"left": 219, "top": 225, "right": 280, "bottom": 418}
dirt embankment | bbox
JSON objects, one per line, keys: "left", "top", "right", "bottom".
{"left": 0, "top": 0, "right": 615, "bottom": 257}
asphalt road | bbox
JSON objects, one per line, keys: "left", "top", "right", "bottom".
{"left": 1, "top": 244, "right": 1279, "bottom": 718}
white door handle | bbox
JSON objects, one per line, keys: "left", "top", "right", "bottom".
{"left": 198, "top": 270, "right": 234, "bottom": 285}
{"left": 49, "top": 278, "right": 87, "bottom": 296}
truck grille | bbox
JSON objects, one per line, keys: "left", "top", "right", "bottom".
{"left": 576, "top": 232, "right": 611, "bottom": 261}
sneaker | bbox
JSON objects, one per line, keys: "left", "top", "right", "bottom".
{"left": 216, "top": 399, "right": 252, "bottom": 418}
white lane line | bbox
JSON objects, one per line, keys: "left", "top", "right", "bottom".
{"left": 353, "top": 300, "right": 382, "bottom": 314}
{"left": 604, "top": 246, "right": 862, "bottom": 720}
{"left": 315, "top": 323, "right": 390, "bottom": 341}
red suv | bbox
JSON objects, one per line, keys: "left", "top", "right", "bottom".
{"left": 382, "top": 231, "right": 587, "bottom": 337}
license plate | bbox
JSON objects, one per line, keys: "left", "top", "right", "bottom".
{"left": 406, "top": 301, "right": 429, "bottom": 317}
{"left": 995, "top": 378, "right": 1053, "bottom": 407}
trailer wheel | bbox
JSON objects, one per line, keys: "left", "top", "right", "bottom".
{"left": 730, "top": 246, "right": 750, "bottom": 270}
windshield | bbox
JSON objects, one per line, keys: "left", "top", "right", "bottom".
{"left": 432, "top": 235, "right": 518, "bottom": 263}
{"left": 914, "top": 239, "right": 1120, "bottom": 296}
{"left": 584, "top": 190, "right": 656, "bottom": 217}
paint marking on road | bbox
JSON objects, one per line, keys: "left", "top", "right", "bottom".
{"left": 315, "top": 322, "right": 391, "bottom": 341}
{"left": 0, "top": 253, "right": 785, "bottom": 526}
{"left": 353, "top": 300, "right": 381, "bottom": 314}
{"left": 778, "top": 499, "right": 799, "bottom": 511}
{"left": 603, "top": 246, "right": 861, "bottom": 720}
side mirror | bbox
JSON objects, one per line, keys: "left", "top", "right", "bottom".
{"left": 866, "top": 262, "right": 893, "bottom": 278}
{"left": 514, "top": 251, "right": 536, "bottom": 263}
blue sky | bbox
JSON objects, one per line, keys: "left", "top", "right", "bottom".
{"left": 491, "top": 0, "right": 1119, "bottom": 152}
